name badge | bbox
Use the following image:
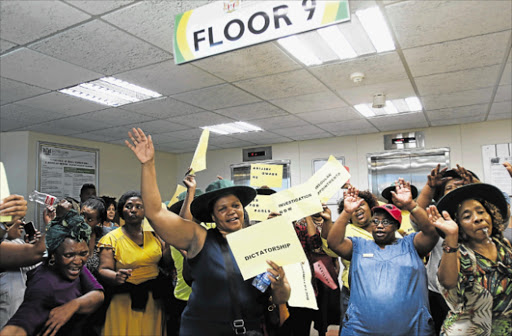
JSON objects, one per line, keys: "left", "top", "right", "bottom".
{"left": 363, "top": 253, "right": 374, "bottom": 258}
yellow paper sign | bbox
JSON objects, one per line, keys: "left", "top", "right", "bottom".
{"left": 0, "top": 162, "right": 12, "bottom": 222}
{"left": 284, "top": 261, "right": 318, "bottom": 310}
{"left": 245, "top": 194, "right": 275, "bottom": 222}
{"left": 190, "top": 129, "right": 210, "bottom": 174}
{"left": 226, "top": 215, "right": 307, "bottom": 280}
{"left": 250, "top": 164, "right": 283, "bottom": 188}
{"left": 168, "top": 184, "right": 187, "bottom": 208}
{"left": 269, "top": 183, "right": 323, "bottom": 221}
{"left": 308, "top": 155, "right": 351, "bottom": 203}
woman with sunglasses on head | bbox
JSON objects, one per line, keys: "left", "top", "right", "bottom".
{"left": 327, "top": 179, "right": 438, "bottom": 335}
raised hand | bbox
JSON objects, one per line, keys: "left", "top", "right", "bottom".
{"left": 343, "top": 186, "right": 363, "bottom": 214}
{"left": 427, "top": 205, "right": 458, "bottom": 237}
{"left": 183, "top": 168, "right": 197, "bottom": 190}
{"left": 455, "top": 164, "right": 480, "bottom": 185}
{"left": 319, "top": 203, "right": 331, "bottom": 222}
{"left": 0, "top": 194, "right": 27, "bottom": 220}
{"left": 427, "top": 164, "right": 450, "bottom": 189}
{"left": 125, "top": 128, "right": 154, "bottom": 164}
{"left": 390, "top": 178, "right": 413, "bottom": 209}
{"left": 503, "top": 161, "right": 512, "bottom": 178}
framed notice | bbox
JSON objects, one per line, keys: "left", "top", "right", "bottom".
{"left": 36, "top": 142, "right": 99, "bottom": 221}
{"left": 482, "top": 143, "right": 512, "bottom": 195}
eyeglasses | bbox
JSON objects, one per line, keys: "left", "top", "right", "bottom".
{"left": 371, "top": 219, "right": 395, "bottom": 227}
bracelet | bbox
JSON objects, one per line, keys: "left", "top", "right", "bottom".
{"left": 442, "top": 241, "right": 459, "bottom": 253}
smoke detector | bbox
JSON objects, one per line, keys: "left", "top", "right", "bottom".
{"left": 350, "top": 72, "right": 365, "bottom": 83}
{"left": 372, "top": 93, "right": 386, "bottom": 108}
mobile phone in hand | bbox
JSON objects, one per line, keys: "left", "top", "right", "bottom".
{"left": 24, "top": 221, "right": 36, "bottom": 241}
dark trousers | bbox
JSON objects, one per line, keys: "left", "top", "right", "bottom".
{"left": 284, "top": 306, "right": 315, "bottom": 336}
{"left": 339, "top": 286, "right": 350, "bottom": 330}
{"left": 166, "top": 295, "right": 188, "bottom": 336}
{"left": 428, "top": 290, "right": 450, "bottom": 336}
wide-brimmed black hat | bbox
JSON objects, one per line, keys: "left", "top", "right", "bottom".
{"left": 190, "top": 180, "right": 256, "bottom": 223}
{"left": 382, "top": 184, "right": 418, "bottom": 203}
{"left": 256, "top": 187, "right": 276, "bottom": 195}
{"left": 168, "top": 188, "right": 204, "bottom": 214}
{"left": 436, "top": 183, "right": 508, "bottom": 238}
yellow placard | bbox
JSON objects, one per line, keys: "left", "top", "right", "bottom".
{"left": 284, "top": 261, "right": 318, "bottom": 310}
{"left": 308, "top": 155, "right": 351, "bottom": 203}
{"left": 190, "top": 129, "right": 210, "bottom": 174}
{"left": 0, "top": 162, "right": 12, "bottom": 222}
{"left": 226, "top": 215, "right": 307, "bottom": 280}
{"left": 245, "top": 194, "right": 275, "bottom": 222}
{"left": 250, "top": 164, "right": 283, "bottom": 188}
{"left": 168, "top": 184, "right": 187, "bottom": 208}
{"left": 269, "top": 183, "right": 323, "bottom": 221}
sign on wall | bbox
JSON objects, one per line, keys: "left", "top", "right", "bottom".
{"left": 482, "top": 143, "right": 512, "bottom": 195}
{"left": 173, "top": 0, "right": 350, "bottom": 64}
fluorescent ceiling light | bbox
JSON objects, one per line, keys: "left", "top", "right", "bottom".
{"left": 384, "top": 100, "right": 399, "bottom": 114}
{"left": 317, "top": 25, "right": 357, "bottom": 60}
{"left": 354, "top": 104, "right": 375, "bottom": 118}
{"left": 202, "top": 122, "right": 263, "bottom": 135}
{"left": 59, "top": 77, "right": 162, "bottom": 107}
{"left": 356, "top": 7, "right": 395, "bottom": 52}
{"left": 405, "top": 96, "right": 423, "bottom": 111}
{"left": 390, "top": 99, "right": 409, "bottom": 113}
{"left": 277, "top": 35, "right": 322, "bottom": 66}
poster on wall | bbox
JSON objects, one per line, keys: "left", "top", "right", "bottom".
{"left": 37, "top": 142, "right": 99, "bottom": 203}
{"left": 482, "top": 143, "right": 512, "bottom": 195}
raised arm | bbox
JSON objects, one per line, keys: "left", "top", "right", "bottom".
{"left": 326, "top": 187, "right": 361, "bottom": 259}
{"left": 179, "top": 169, "right": 196, "bottom": 221}
{"left": 391, "top": 178, "right": 438, "bottom": 257}
{"left": 416, "top": 164, "right": 449, "bottom": 209}
{"left": 427, "top": 206, "right": 460, "bottom": 289}
{"left": 0, "top": 232, "right": 46, "bottom": 268}
{"left": 126, "top": 128, "right": 205, "bottom": 254}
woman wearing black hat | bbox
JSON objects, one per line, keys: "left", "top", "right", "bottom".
{"left": 126, "top": 128, "right": 290, "bottom": 336}
{"left": 427, "top": 183, "right": 512, "bottom": 336}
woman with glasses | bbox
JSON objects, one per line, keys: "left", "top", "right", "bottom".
{"left": 327, "top": 179, "right": 438, "bottom": 336}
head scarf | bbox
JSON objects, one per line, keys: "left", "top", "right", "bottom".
{"left": 46, "top": 209, "right": 91, "bottom": 253}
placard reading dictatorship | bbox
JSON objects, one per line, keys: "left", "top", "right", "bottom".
{"left": 0, "top": 162, "right": 12, "bottom": 222}
{"left": 270, "top": 182, "right": 323, "bottom": 221}
{"left": 250, "top": 163, "right": 283, "bottom": 188}
{"left": 190, "top": 129, "right": 209, "bottom": 174}
{"left": 226, "top": 215, "right": 306, "bottom": 280}
{"left": 308, "top": 155, "right": 351, "bottom": 203}
{"left": 245, "top": 194, "right": 275, "bottom": 222}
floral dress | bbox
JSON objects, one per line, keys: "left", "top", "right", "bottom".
{"left": 438, "top": 237, "right": 512, "bottom": 336}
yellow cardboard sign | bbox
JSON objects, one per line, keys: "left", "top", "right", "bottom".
{"left": 269, "top": 183, "right": 323, "bottom": 221}
{"left": 284, "top": 261, "right": 318, "bottom": 310}
{"left": 190, "top": 129, "right": 210, "bottom": 174}
{"left": 250, "top": 163, "right": 283, "bottom": 188}
{"left": 308, "top": 155, "right": 351, "bottom": 203}
{"left": 0, "top": 162, "right": 12, "bottom": 222}
{"left": 168, "top": 184, "right": 187, "bottom": 208}
{"left": 226, "top": 215, "right": 307, "bottom": 280}
{"left": 245, "top": 194, "right": 275, "bottom": 222}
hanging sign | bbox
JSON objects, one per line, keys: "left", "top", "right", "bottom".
{"left": 308, "top": 155, "right": 351, "bottom": 203}
{"left": 0, "top": 162, "right": 12, "bottom": 222}
{"left": 270, "top": 182, "right": 323, "bottom": 221}
{"left": 246, "top": 194, "right": 275, "bottom": 222}
{"left": 250, "top": 163, "right": 283, "bottom": 188}
{"left": 190, "top": 129, "right": 210, "bottom": 174}
{"left": 173, "top": 0, "right": 351, "bottom": 64}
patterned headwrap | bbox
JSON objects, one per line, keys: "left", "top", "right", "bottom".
{"left": 45, "top": 209, "right": 91, "bottom": 253}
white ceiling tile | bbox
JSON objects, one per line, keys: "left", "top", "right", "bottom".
{"left": 234, "top": 70, "right": 327, "bottom": 100}
{"left": 85, "top": 127, "right": 130, "bottom": 140}
{"left": 71, "top": 132, "right": 119, "bottom": 142}
{"left": 229, "top": 131, "right": 283, "bottom": 142}
{"left": 426, "top": 104, "right": 488, "bottom": 121}
{"left": 122, "top": 97, "right": 205, "bottom": 119}
{"left": 404, "top": 31, "right": 509, "bottom": 77}
{"left": 499, "top": 62, "right": 511, "bottom": 86}
{"left": 416, "top": 65, "right": 500, "bottom": 96}
{"left": 30, "top": 21, "right": 171, "bottom": 74}
{"left": 422, "top": 88, "right": 493, "bottom": 111}
{"left": 0, "top": 48, "right": 102, "bottom": 90}
{"left": 45, "top": 115, "right": 109, "bottom": 132}
{"left": 310, "top": 52, "right": 408, "bottom": 91}
{"left": 295, "top": 107, "right": 362, "bottom": 124}
{"left": 166, "top": 128, "right": 205, "bottom": 140}
{"left": 338, "top": 79, "right": 415, "bottom": 105}
{"left": 79, "top": 107, "right": 155, "bottom": 127}
{"left": 0, "top": 118, "right": 28, "bottom": 131}
{"left": 215, "top": 141, "right": 256, "bottom": 149}
{"left": 250, "top": 115, "right": 310, "bottom": 130}
{"left": 0, "top": 39, "right": 17, "bottom": 54}
{"left": 0, "top": 77, "right": 49, "bottom": 105}
{"left": 19, "top": 122, "right": 78, "bottom": 136}
{"left": 271, "top": 125, "right": 326, "bottom": 137}
{"left": 489, "top": 101, "right": 512, "bottom": 117}
{"left": 136, "top": 119, "right": 190, "bottom": 134}
{"left": 288, "top": 133, "right": 334, "bottom": 141}
{"left": 387, "top": 1, "right": 511, "bottom": 49}
{"left": 208, "top": 136, "right": 248, "bottom": 147}
{"left": 487, "top": 113, "right": 512, "bottom": 122}
{"left": 194, "top": 42, "right": 301, "bottom": 82}
{"left": 115, "top": 61, "right": 223, "bottom": 96}
{"left": 0, "top": 103, "right": 68, "bottom": 124}
{"left": 370, "top": 112, "right": 428, "bottom": 131}
{"left": 317, "top": 119, "right": 378, "bottom": 136}
{"left": 102, "top": 1, "right": 180, "bottom": 52}
{"left": 147, "top": 133, "right": 183, "bottom": 145}
{"left": 168, "top": 112, "right": 235, "bottom": 127}
{"left": 65, "top": 1, "right": 135, "bottom": 15}
{"left": 270, "top": 91, "right": 347, "bottom": 114}
{"left": 160, "top": 139, "right": 201, "bottom": 150}
{"left": 0, "top": 1, "right": 90, "bottom": 44}
{"left": 214, "top": 102, "right": 288, "bottom": 121}
{"left": 172, "top": 84, "right": 260, "bottom": 110}
{"left": 495, "top": 85, "right": 512, "bottom": 103}
{"left": 15, "top": 92, "right": 105, "bottom": 116}
{"left": 430, "top": 115, "right": 485, "bottom": 126}
{"left": 249, "top": 136, "right": 292, "bottom": 145}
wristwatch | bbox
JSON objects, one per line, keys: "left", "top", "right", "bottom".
{"left": 442, "top": 244, "right": 459, "bottom": 253}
